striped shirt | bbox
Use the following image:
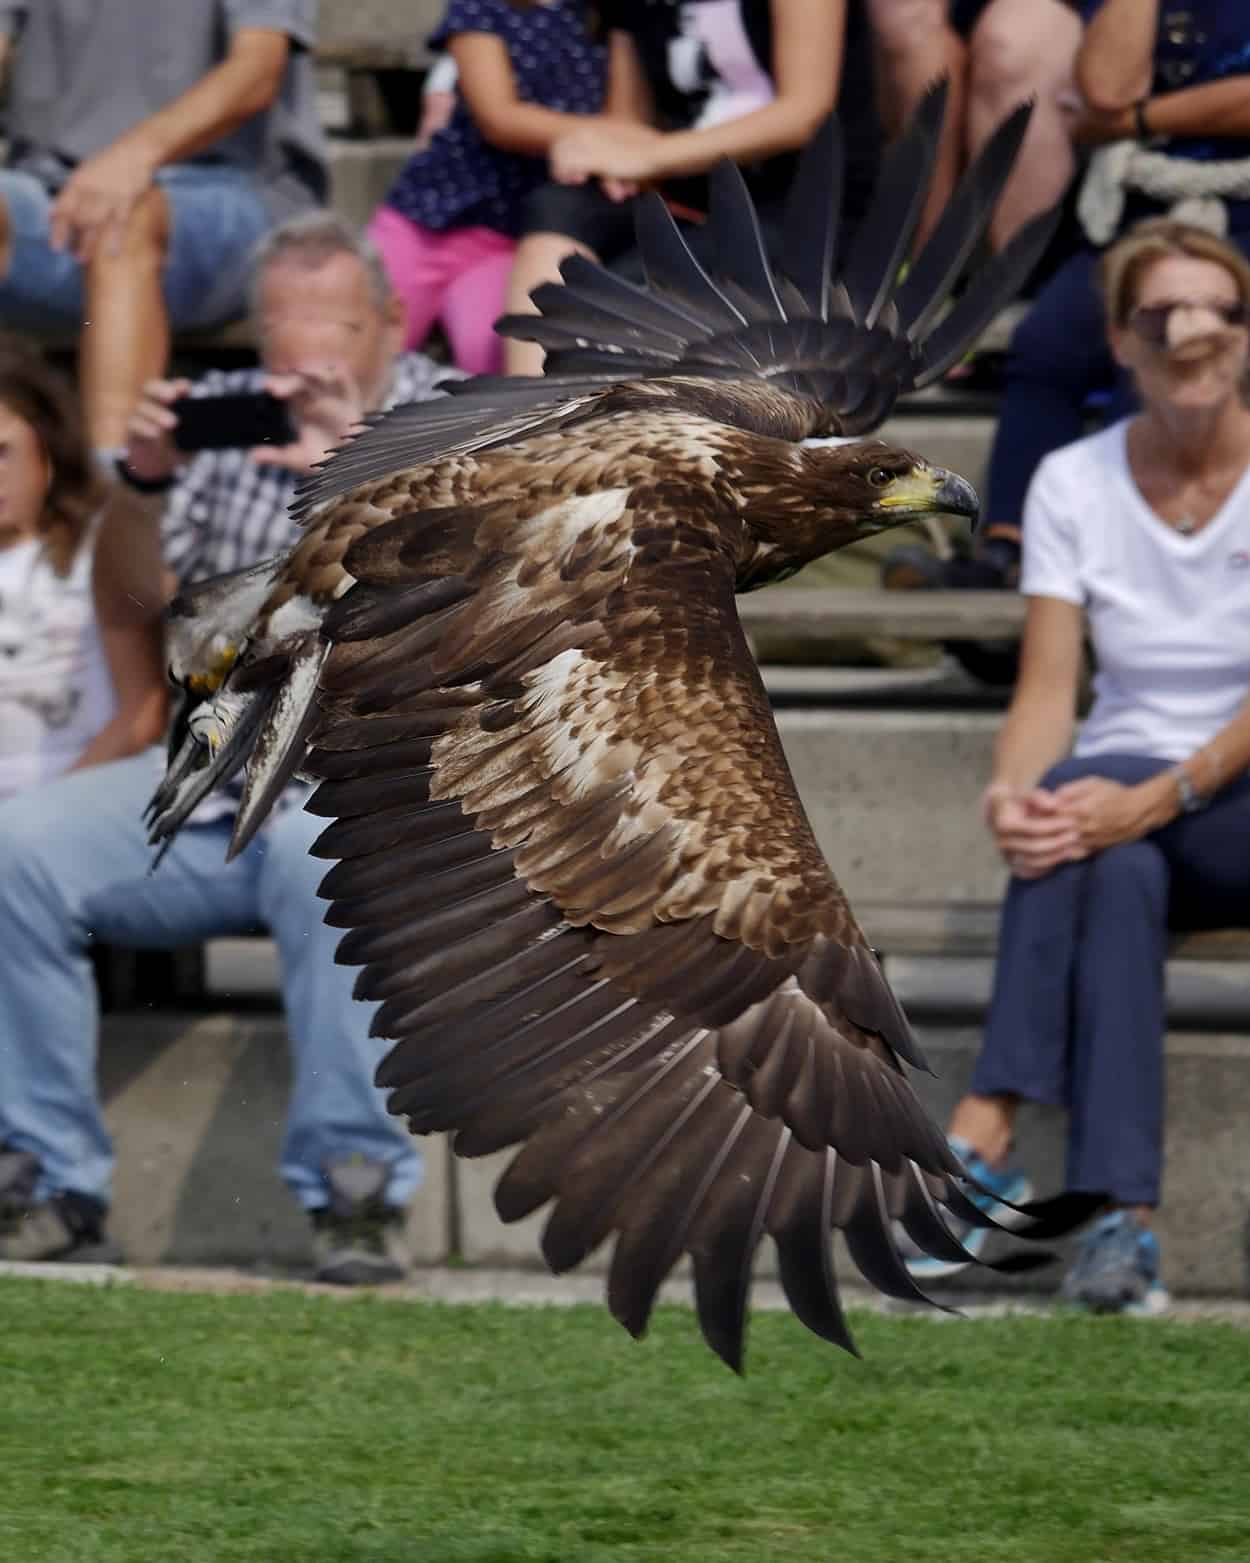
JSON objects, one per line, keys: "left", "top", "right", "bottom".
{"left": 162, "top": 352, "right": 461, "bottom": 584}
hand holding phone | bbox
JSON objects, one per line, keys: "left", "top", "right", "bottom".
{"left": 249, "top": 363, "right": 368, "bottom": 475}
{"left": 123, "top": 376, "right": 194, "bottom": 486}
{"left": 170, "top": 391, "right": 298, "bottom": 454}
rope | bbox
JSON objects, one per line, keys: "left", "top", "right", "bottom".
{"left": 1077, "top": 140, "right": 1250, "bottom": 245}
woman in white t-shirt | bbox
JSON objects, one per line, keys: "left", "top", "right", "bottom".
{"left": 0, "top": 337, "right": 164, "bottom": 799}
{"left": 907, "top": 221, "right": 1250, "bottom": 1314}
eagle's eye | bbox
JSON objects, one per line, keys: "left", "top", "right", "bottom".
{"left": 867, "top": 466, "right": 891, "bottom": 488}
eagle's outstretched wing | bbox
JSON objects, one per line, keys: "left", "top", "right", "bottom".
{"left": 286, "top": 475, "right": 1087, "bottom": 1369}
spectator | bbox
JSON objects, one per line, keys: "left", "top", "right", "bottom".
{"left": 0, "top": 335, "right": 167, "bottom": 800}
{"left": 867, "top": 1, "right": 1083, "bottom": 251}
{"left": 0, "top": 214, "right": 457, "bottom": 1280}
{"left": 368, "top": 0, "right": 608, "bottom": 376}
{"left": 887, "top": 0, "right": 1250, "bottom": 601}
{"left": 0, "top": 1, "right": 325, "bottom": 455}
{"left": 903, "top": 221, "right": 1250, "bottom": 1315}
{"left": 502, "top": 0, "right": 864, "bottom": 376}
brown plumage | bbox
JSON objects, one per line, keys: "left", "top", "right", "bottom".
{"left": 147, "top": 93, "right": 1100, "bottom": 1367}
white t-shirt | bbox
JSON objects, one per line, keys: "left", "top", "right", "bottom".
{"left": 0, "top": 529, "right": 117, "bottom": 798}
{"left": 1021, "top": 419, "right": 1250, "bottom": 762}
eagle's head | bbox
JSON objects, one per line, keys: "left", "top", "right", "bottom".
{"left": 735, "top": 436, "right": 980, "bottom": 588}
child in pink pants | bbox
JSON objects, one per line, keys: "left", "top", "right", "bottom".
{"left": 368, "top": 0, "right": 607, "bottom": 376}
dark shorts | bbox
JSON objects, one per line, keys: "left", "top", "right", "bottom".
{"left": 519, "top": 180, "right": 788, "bottom": 285}
{"left": 520, "top": 180, "right": 640, "bottom": 263}
{"left": 950, "top": 0, "right": 992, "bottom": 34}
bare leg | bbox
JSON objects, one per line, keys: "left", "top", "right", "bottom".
{"left": 947, "top": 1090, "right": 1019, "bottom": 1167}
{"left": 966, "top": 0, "right": 1082, "bottom": 250}
{"left": 0, "top": 197, "right": 12, "bottom": 279}
{"left": 866, "top": 0, "right": 967, "bottom": 249}
{"left": 502, "top": 230, "right": 597, "bottom": 377}
{"left": 81, "top": 186, "right": 172, "bottom": 450}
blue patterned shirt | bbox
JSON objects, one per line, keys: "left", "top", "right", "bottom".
{"left": 1082, "top": 1, "right": 1250, "bottom": 162}
{"left": 385, "top": 0, "right": 606, "bottom": 238}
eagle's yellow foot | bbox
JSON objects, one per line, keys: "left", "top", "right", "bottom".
{"left": 186, "top": 640, "right": 239, "bottom": 695}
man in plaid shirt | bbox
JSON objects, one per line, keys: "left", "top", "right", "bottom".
{"left": 0, "top": 214, "right": 460, "bottom": 1280}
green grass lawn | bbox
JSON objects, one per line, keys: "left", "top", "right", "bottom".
{"left": 3, "top": 1276, "right": 1248, "bottom": 1563}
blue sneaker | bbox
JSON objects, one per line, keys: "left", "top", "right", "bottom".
{"left": 901, "top": 1136, "right": 1034, "bottom": 1282}
{"left": 1061, "top": 1210, "right": 1170, "bottom": 1316}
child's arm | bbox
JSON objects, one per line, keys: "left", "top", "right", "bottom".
{"left": 602, "top": 29, "right": 653, "bottom": 126}
{"left": 450, "top": 30, "right": 607, "bottom": 156}
{"left": 70, "top": 486, "right": 172, "bottom": 772}
{"left": 68, "top": 614, "right": 169, "bottom": 772}
{"left": 552, "top": 0, "right": 843, "bottom": 186}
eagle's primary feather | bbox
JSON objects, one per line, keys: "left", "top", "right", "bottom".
{"left": 148, "top": 91, "right": 1100, "bottom": 1368}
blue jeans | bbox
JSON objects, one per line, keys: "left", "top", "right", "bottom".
{"left": 984, "top": 224, "right": 1250, "bottom": 529}
{"left": 971, "top": 753, "right": 1250, "bottom": 1206}
{"left": 0, "top": 163, "right": 271, "bottom": 331}
{"left": 0, "top": 749, "right": 422, "bottom": 1211}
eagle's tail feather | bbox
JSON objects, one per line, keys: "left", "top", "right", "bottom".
{"left": 779, "top": 112, "right": 842, "bottom": 320}
{"left": 897, "top": 98, "right": 1033, "bottom": 340}
{"left": 703, "top": 159, "right": 788, "bottom": 322}
{"left": 557, "top": 253, "right": 719, "bottom": 339}
{"left": 839, "top": 77, "right": 948, "bottom": 331}
{"left": 632, "top": 192, "right": 749, "bottom": 331}
{"left": 913, "top": 206, "right": 1059, "bottom": 386}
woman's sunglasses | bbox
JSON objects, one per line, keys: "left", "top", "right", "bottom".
{"left": 1128, "top": 299, "right": 1249, "bottom": 346}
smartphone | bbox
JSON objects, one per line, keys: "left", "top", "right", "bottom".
{"left": 171, "top": 391, "right": 297, "bottom": 453}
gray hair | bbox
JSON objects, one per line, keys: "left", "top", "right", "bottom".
{"left": 247, "top": 211, "right": 394, "bottom": 317}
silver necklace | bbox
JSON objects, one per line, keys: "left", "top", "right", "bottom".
{"left": 1175, "top": 513, "right": 1199, "bottom": 536}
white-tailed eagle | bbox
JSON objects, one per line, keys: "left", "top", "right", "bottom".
{"left": 148, "top": 85, "right": 1099, "bottom": 1368}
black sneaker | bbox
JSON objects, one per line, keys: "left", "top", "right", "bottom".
{"left": 882, "top": 536, "right": 1023, "bottom": 686}
{"left": 882, "top": 536, "right": 1021, "bottom": 594}
{"left": 0, "top": 1147, "right": 122, "bottom": 1263}
{"left": 310, "top": 1155, "right": 411, "bottom": 1286}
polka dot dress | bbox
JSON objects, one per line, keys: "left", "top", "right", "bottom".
{"left": 385, "top": 0, "right": 607, "bottom": 238}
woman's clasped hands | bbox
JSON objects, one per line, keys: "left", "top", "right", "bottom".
{"left": 983, "top": 774, "right": 1172, "bottom": 878}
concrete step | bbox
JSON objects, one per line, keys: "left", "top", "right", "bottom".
{"left": 740, "top": 587, "right": 1024, "bottom": 648}
{"left": 97, "top": 1011, "right": 1250, "bottom": 1298}
{"left": 776, "top": 707, "right": 1006, "bottom": 903}
{"left": 886, "top": 954, "right": 1250, "bottom": 1029}
{"left": 318, "top": 0, "right": 443, "bottom": 68}
{"left": 859, "top": 899, "right": 1250, "bottom": 1023}
{"left": 99, "top": 1012, "right": 449, "bottom": 1270}
{"left": 326, "top": 136, "right": 412, "bottom": 231}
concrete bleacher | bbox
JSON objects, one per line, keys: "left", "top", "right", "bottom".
{"left": 97, "top": 700, "right": 1250, "bottom": 1300}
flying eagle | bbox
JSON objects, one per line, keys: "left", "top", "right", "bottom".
{"left": 148, "top": 87, "right": 1098, "bottom": 1368}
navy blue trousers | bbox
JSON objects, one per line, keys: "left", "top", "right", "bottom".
{"left": 984, "top": 223, "right": 1250, "bottom": 529}
{"left": 971, "top": 754, "right": 1250, "bottom": 1205}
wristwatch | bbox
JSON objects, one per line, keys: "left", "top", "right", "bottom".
{"left": 1133, "top": 97, "right": 1168, "bottom": 149}
{"left": 114, "top": 455, "right": 174, "bottom": 495}
{"left": 1172, "top": 765, "right": 1205, "bottom": 814}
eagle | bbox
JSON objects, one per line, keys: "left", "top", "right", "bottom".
{"left": 147, "top": 86, "right": 1098, "bottom": 1369}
